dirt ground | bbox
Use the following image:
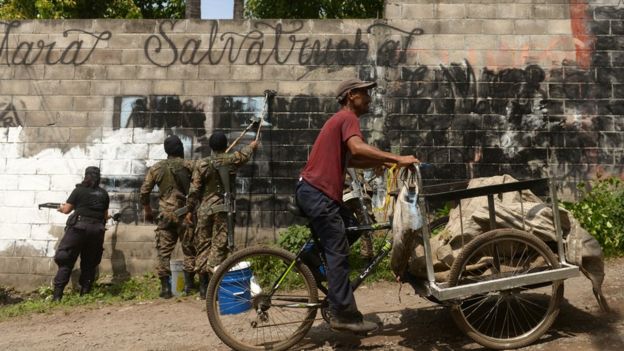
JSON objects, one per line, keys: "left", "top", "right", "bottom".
{"left": 1, "top": 258, "right": 623, "bottom": 351}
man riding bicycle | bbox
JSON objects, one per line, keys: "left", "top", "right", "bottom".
{"left": 295, "top": 78, "right": 419, "bottom": 333}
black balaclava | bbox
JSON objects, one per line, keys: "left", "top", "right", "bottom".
{"left": 164, "top": 135, "right": 184, "bottom": 157}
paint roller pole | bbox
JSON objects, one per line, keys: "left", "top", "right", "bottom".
{"left": 225, "top": 121, "right": 257, "bottom": 153}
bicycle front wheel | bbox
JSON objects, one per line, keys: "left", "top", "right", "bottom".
{"left": 206, "top": 246, "right": 319, "bottom": 351}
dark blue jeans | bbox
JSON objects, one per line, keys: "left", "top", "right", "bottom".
{"left": 295, "top": 180, "right": 360, "bottom": 315}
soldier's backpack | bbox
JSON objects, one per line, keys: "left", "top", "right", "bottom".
{"left": 160, "top": 159, "right": 192, "bottom": 196}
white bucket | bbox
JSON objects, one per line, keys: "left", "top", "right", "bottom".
{"left": 169, "top": 259, "right": 185, "bottom": 296}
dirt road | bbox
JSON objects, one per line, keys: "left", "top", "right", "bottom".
{"left": 1, "top": 258, "right": 623, "bottom": 351}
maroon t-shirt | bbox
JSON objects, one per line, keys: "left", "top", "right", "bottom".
{"left": 301, "top": 109, "right": 363, "bottom": 202}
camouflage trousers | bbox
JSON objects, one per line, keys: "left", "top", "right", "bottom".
{"left": 194, "top": 211, "right": 229, "bottom": 274}
{"left": 155, "top": 213, "right": 197, "bottom": 277}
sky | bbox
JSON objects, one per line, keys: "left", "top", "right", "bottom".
{"left": 201, "top": 0, "right": 234, "bottom": 19}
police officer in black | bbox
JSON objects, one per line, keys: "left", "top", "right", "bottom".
{"left": 52, "top": 166, "right": 110, "bottom": 301}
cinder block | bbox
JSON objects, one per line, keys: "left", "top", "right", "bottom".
{"left": 37, "top": 127, "right": 70, "bottom": 143}
{"left": 13, "top": 65, "right": 45, "bottom": 80}
{"left": 120, "top": 80, "right": 152, "bottom": 95}
{"left": 439, "top": 19, "right": 483, "bottom": 34}
{"left": 0, "top": 222, "right": 32, "bottom": 240}
{"left": 73, "top": 96, "right": 105, "bottom": 111}
{"left": 467, "top": 4, "right": 497, "bottom": 19}
{"left": 547, "top": 20, "right": 574, "bottom": 35}
{"left": 148, "top": 144, "right": 167, "bottom": 159}
{"left": 228, "top": 65, "right": 261, "bottom": 81}
{"left": 533, "top": 4, "right": 569, "bottom": 19}
{"left": 75, "top": 65, "right": 108, "bottom": 80}
{"left": 436, "top": 3, "right": 466, "bottom": 19}
{"left": 0, "top": 240, "right": 16, "bottom": 256}
{"left": 50, "top": 174, "right": 82, "bottom": 191}
{"left": 124, "top": 20, "right": 158, "bottom": 33}
{"left": 132, "top": 129, "right": 165, "bottom": 144}
{"left": 166, "top": 65, "right": 199, "bottom": 80}
{"left": 131, "top": 160, "right": 148, "bottom": 175}
{"left": 199, "top": 65, "right": 233, "bottom": 80}
{"left": 496, "top": 4, "right": 532, "bottom": 19}
{"left": 48, "top": 111, "right": 89, "bottom": 127}
{"left": 17, "top": 175, "right": 50, "bottom": 191}
{"left": 385, "top": 3, "right": 402, "bottom": 19}
{"left": 514, "top": 20, "right": 548, "bottom": 35}
{"left": 0, "top": 143, "right": 23, "bottom": 158}
{"left": 2, "top": 191, "right": 35, "bottom": 206}
{"left": 136, "top": 65, "right": 168, "bottom": 79}
{"left": 91, "top": 81, "right": 121, "bottom": 95}
{"left": 183, "top": 80, "right": 215, "bottom": 95}
{"left": 0, "top": 175, "right": 18, "bottom": 190}
{"left": 0, "top": 80, "right": 30, "bottom": 94}
{"left": 70, "top": 127, "right": 102, "bottom": 143}
{"left": 102, "top": 128, "right": 133, "bottom": 143}
{"left": 30, "top": 256, "right": 56, "bottom": 275}
{"left": 214, "top": 81, "right": 277, "bottom": 95}
{"left": 43, "top": 65, "right": 75, "bottom": 80}
{"left": 152, "top": 80, "right": 184, "bottom": 95}
{"left": 0, "top": 272, "right": 53, "bottom": 291}
{"left": 107, "top": 65, "right": 138, "bottom": 80}
{"left": 5, "top": 158, "right": 37, "bottom": 174}
{"left": 55, "top": 80, "right": 92, "bottom": 96}
{"left": 90, "top": 50, "right": 123, "bottom": 65}
{"left": 482, "top": 20, "right": 515, "bottom": 35}
{"left": 100, "top": 159, "right": 131, "bottom": 175}
{"left": 121, "top": 49, "right": 147, "bottom": 65}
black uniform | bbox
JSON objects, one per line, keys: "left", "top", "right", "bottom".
{"left": 53, "top": 184, "right": 110, "bottom": 295}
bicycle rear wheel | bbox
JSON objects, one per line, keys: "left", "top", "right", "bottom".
{"left": 206, "top": 246, "right": 319, "bottom": 351}
{"left": 448, "top": 229, "right": 563, "bottom": 349}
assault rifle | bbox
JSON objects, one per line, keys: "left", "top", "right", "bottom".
{"left": 38, "top": 202, "right": 61, "bottom": 210}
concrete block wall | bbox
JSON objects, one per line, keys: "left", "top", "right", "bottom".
{"left": 1, "top": 1, "right": 624, "bottom": 290}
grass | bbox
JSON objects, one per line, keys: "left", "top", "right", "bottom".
{"left": 0, "top": 274, "right": 161, "bottom": 321}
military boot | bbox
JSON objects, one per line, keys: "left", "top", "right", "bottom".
{"left": 52, "top": 286, "right": 64, "bottom": 302}
{"left": 159, "top": 276, "right": 173, "bottom": 299}
{"left": 198, "top": 273, "right": 210, "bottom": 300}
{"left": 183, "top": 271, "right": 195, "bottom": 295}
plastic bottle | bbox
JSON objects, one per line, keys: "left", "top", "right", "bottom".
{"left": 301, "top": 241, "right": 326, "bottom": 280}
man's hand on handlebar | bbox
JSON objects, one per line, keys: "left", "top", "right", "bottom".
{"left": 395, "top": 155, "right": 419, "bottom": 168}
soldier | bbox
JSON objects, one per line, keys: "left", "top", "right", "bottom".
{"left": 53, "top": 166, "right": 110, "bottom": 301}
{"left": 140, "top": 135, "right": 196, "bottom": 299}
{"left": 185, "top": 131, "right": 258, "bottom": 299}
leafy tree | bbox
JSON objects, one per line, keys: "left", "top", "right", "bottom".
{"left": 0, "top": 0, "right": 186, "bottom": 19}
{"left": 244, "top": 0, "right": 384, "bottom": 19}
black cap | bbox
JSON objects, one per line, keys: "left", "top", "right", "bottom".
{"left": 209, "top": 132, "right": 228, "bottom": 152}
{"left": 164, "top": 135, "right": 184, "bottom": 157}
{"left": 335, "top": 78, "right": 377, "bottom": 102}
{"left": 84, "top": 166, "right": 100, "bottom": 177}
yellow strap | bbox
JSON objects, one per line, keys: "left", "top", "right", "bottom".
{"left": 377, "top": 164, "right": 397, "bottom": 220}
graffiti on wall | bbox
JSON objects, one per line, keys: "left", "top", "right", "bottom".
{"left": 1, "top": 20, "right": 422, "bottom": 68}
{"left": 0, "top": 21, "right": 112, "bottom": 66}
{"left": 144, "top": 21, "right": 423, "bottom": 68}
{"left": 113, "top": 95, "right": 209, "bottom": 154}
{"left": 0, "top": 101, "right": 22, "bottom": 127}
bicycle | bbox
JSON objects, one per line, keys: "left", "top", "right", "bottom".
{"left": 205, "top": 170, "right": 579, "bottom": 351}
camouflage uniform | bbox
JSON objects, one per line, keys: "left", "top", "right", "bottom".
{"left": 343, "top": 168, "right": 375, "bottom": 258}
{"left": 186, "top": 145, "right": 254, "bottom": 274}
{"left": 140, "top": 157, "right": 196, "bottom": 277}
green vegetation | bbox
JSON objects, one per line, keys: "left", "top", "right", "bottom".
{"left": 245, "top": 0, "right": 384, "bottom": 19}
{"left": 563, "top": 177, "right": 624, "bottom": 257}
{"left": 0, "top": 0, "right": 185, "bottom": 19}
{"left": 0, "top": 274, "right": 160, "bottom": 321}
{"left": 277, "top": 223, "right": 394, "bottom": 282}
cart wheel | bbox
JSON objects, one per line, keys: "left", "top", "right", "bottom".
{"left": 448, "top": 229, "right": 564, "bottom": 350}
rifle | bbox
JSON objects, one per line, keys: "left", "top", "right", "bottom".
{"left": 218, "top": 166, "right": 236, "bottom": 250}
{"left": 38, "top": 202, "right": 61, "bottom": 210}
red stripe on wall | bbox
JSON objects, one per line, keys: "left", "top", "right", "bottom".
{"left": 570, "top": 2, "right": 593, "bottom": 70}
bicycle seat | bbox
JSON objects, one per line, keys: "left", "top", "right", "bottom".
{"left": 287, "top": 201, "right": 305, "bottom": 217}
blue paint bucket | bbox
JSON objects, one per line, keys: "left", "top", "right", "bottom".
{"left": 218, "top": 261, "right": 253, "bottom": 315}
